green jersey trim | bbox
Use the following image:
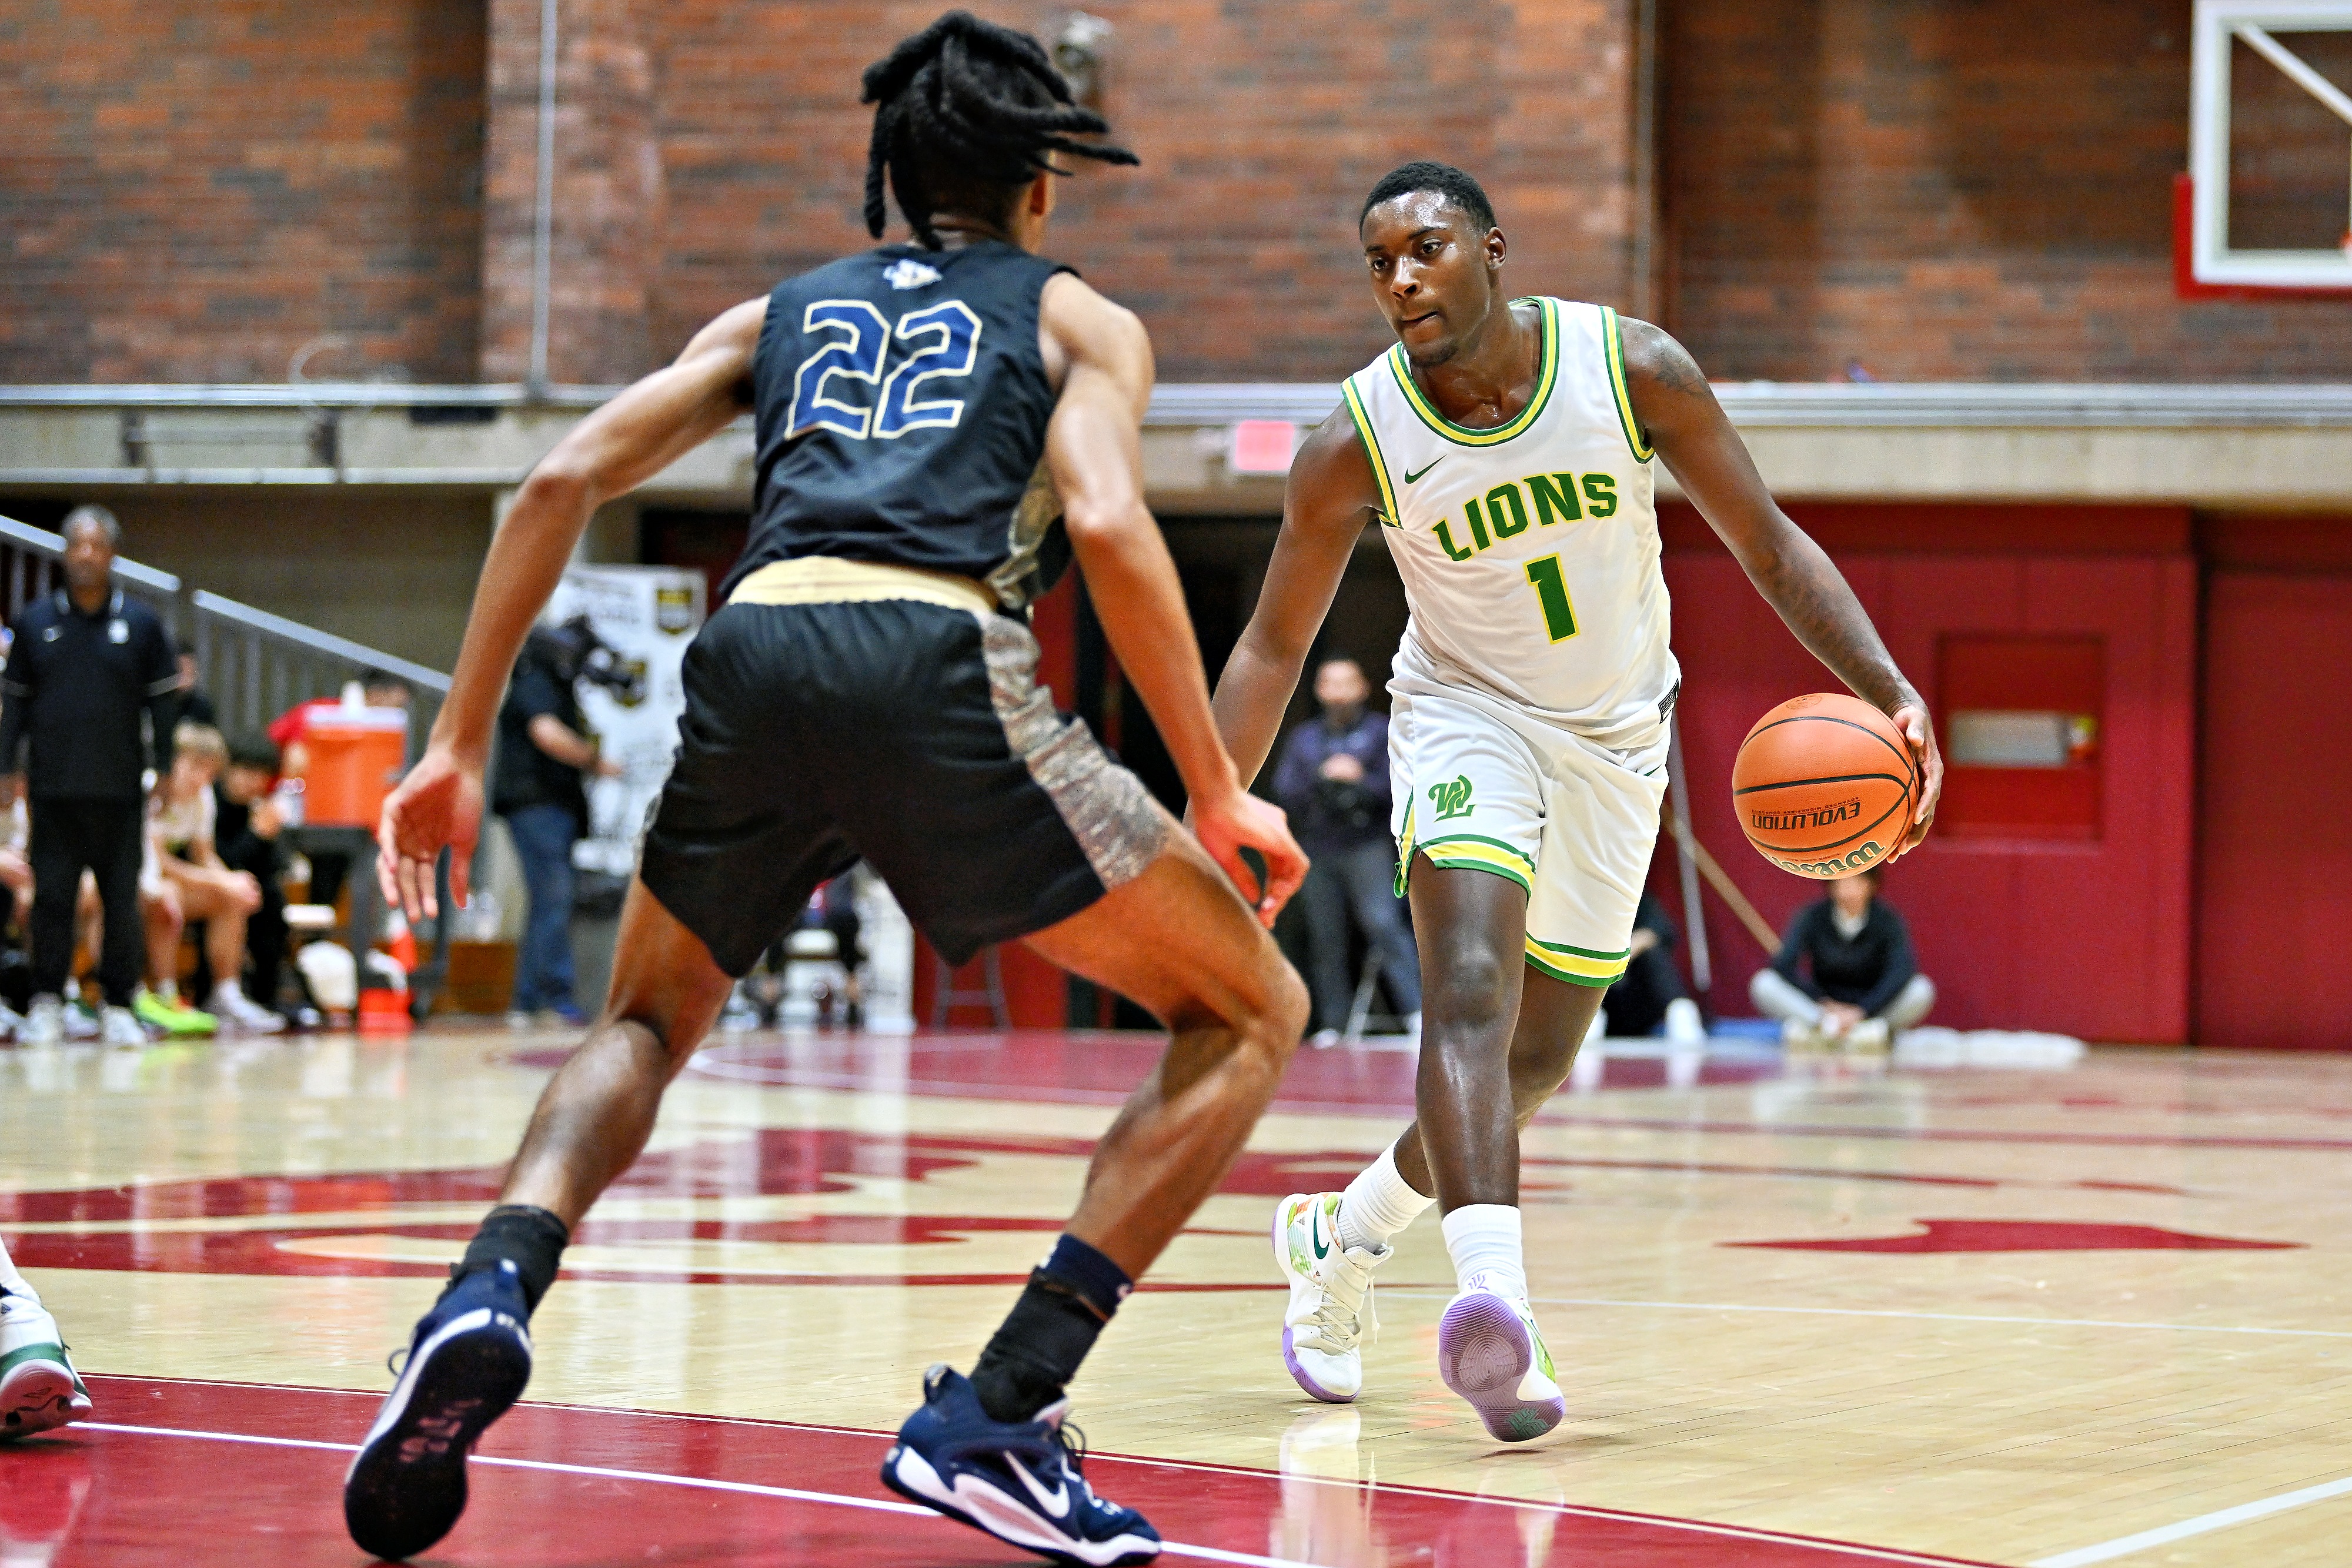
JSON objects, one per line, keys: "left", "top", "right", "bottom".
{"left": 1602, "top": 306, "right": 1655, "bottom": 463}
{"left": 1340, "top": 375, "right": 1402, "bottom": 526}
{"left": 1385, "top": 297, "right": 1559, "bottom": 448}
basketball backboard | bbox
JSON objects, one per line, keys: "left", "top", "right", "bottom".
{"left": 2189, "top": 0, "right": 2352, "bottom": 290}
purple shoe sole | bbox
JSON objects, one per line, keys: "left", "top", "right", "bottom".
{"left": 1281, "top": 1326, "right": 1355, "bottom": 1404}
{"left": 1437, "top": 1295, "right": 1563, "bottom": 1443}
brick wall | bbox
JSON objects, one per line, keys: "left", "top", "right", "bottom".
{"left": 0, "top": 0, "right": 486, "bottom": 384}
{"left": 1661, "top": 0, "right": 2352, "bottom": 382}
{"left": 29, "top": 0, "right": 2347, "bottom": 388}
{"left": 496, "top": 0, "right": 1645, "bottom": 383}
{"left": 478, "top": 0, "right": 663, "bottom": 385}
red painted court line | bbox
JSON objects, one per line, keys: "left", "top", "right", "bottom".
{"left": 0, "top": 1377, "right": 2006, "bottom": 1567}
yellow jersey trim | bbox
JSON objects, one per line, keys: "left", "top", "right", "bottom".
{"left": 1525, "top": 943, "right": 1622, "bottom": 988}
{"left": 1602, "top": 306, "right": 1655, "bottom": 463}
{"left": 1340, "top": 376, "right": 1402, "bottom": 526}
{"left": 1524, "top": 937, "right": 1631, "bottom": 987}
{"left": 1414, "top": 835, "right": 1536, "bottom": 894}
{"left": 1385, "top": 297, "right": 1559, "bottom": 448}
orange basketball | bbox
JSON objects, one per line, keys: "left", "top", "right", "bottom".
{"left": 1731, "top": 693, "right": 1917, "bottom": 879}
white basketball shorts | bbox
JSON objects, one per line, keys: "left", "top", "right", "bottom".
{"left": 1388, "top": 681, "right": 1668, "bottom": 989}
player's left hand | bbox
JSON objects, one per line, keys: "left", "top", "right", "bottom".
{"left": 377, "top": 744, "right": 484, "bottom": 922}
{"left": 1191, "top": 787, "right": 1310, "bottom": 928}
{"left": 1887, "top": 698, "right": 1941, "bottom": 860}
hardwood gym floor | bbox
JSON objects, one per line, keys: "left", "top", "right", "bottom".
{"left": 4, "top": 1025, "right": 2347, "bottom": 1566}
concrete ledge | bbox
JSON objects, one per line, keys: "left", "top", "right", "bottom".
{"left": 5, "top": 383, "right": 2351, "bottom": 510}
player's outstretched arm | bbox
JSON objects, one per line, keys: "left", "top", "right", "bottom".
{"left": 378, "top": 297, "right": 768, "bottom": 918}
{"left": 1038, "top": 273, "right": 1306, "bottom": 924}
{"left": 1622, "top": 318, "right": 1942, "bottom": 854}
{"left": 1211, "top": 410, "right": 1383, "bottom": 786}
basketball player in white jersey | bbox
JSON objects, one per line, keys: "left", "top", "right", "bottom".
{"left": 1211, "top": 162, "right": 1944, "bottom": 1441}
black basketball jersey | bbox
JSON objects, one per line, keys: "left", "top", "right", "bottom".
{"left": 730, "top": 240, "right": 1075, "bottom": 610}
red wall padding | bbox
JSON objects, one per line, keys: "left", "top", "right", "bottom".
{"left": 2195, "top": 572, "right": 2352, "bottom": 1049}
{"left": 1659, "top": 509, "right": 2196, "bottom": 1042}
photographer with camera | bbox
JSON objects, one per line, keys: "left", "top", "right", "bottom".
{"left": 496, "top": 615, "right": 624, "bottom": 1027}
{"left": 1271, "top": 655, "right": 1421, "bottom": 1046}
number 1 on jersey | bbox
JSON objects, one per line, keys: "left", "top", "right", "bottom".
{"left": 1524, "top": 554, "right": 1579, "bottom": 642}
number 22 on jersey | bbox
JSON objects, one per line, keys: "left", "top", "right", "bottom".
{"left": 789, "top": 299, "right": 983, "bottom": 441}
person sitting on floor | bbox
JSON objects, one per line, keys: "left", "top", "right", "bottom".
{"left": 140, "top": 723, "right": 280, "bottom": 1034}
{"left": 1750, "top": 867, "right": 1934, "bottom": 1052}
{"left": 1599, "top": 889, "right": 1706, "bottom": 1044}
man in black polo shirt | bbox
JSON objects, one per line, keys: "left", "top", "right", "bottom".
{"left": 492, "top": 620, "right": 620, "bottom": 1026}
{"left": 0, "top": 506, "right": 179, "bottom": 1046}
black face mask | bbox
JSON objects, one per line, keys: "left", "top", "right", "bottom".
{"left": 1323, "top": 701, "right": 1364, "bottom": 729}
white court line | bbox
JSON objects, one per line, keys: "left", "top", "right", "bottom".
{"left": 79, "top": 1419, "right": 1984, "bottom": 1566}
{"left": 81, "top": 1422, "right": 1313, "bottom": 1568}
{"left": 2026, "top": 1472, "right": 2352, "bottom": 1567}
{"left": 1382, "top": 1292, "right": 2352, "bottom": 1339}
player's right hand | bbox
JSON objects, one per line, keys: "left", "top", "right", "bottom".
{"left": 1190, "top": 787, "right": 1309, "bottom": 928}
{"left": 377, "top": 744, "right": 483, "bottom": 922}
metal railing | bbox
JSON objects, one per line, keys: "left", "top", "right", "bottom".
{"left": 0, "top": 513, "right": 448, "bottom": 743}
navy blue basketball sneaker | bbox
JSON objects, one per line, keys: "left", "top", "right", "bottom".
{"left": 883, "top": 1365, "right": 1161, "bottom": 1566}
{"left": 343, "top": 1261, "right": 534, "bottom": 1561}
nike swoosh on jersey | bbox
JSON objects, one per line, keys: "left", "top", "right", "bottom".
{"left": 1403, "top": 459, "right": 1443, "bottom": 484}
{"left": 1007, "top": 1455, "right": 1071, "bottom": 1519}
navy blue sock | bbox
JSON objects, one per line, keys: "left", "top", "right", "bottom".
{"left": 969, "top": 1235, "right": 1132, "bottom": 1423}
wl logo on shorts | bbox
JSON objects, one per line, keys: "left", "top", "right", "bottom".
{"left": 1428, "top": 775, "right": 1475, "bottom": 821}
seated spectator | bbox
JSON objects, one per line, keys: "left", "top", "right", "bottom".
{"left": 191, "top": 733, "right": 290, "bottom": 1025}
{"left": 269, "top": 670, "right": 411, "bottom": 911}
{"left": 1271, "top": 656, "right": 1421, "bottom": 1046}
{"left": 1750, "top": 868, "right": 1935, "bottom": 1051}
{"left": 139, "top": 723, "right": 280, "bottom": 1035}
{"left": 1600, "top": 890, "right": 1706, "bottom": 1044}
{"left": 803, "top": 872, "right": 866, "bottom": 1029}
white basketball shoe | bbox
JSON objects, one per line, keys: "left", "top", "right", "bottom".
{"left": 1272, "top": 1192, "right": 1388, "bottom": 1403}
{"left": 1436, "top": 1274, "right": 1563, "bottom": 1443}
{"left": 0, "top": 1284, "right": 93, "bottom": 1440}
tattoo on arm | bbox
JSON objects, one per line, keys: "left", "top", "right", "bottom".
{"left": 1643, "top": 334, "right": 1705, "bottom": 397}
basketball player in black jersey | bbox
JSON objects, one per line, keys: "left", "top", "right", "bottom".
{"left": 343, "top": 16, "right": 1308, "bottom": 1565}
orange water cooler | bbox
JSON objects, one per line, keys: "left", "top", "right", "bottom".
{"left": 295, "top": 700, "right": 410, "bottom": 827}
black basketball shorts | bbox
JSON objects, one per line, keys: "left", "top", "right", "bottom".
{"left": 638, "top": 573, "right": 1167, "bottom": 974}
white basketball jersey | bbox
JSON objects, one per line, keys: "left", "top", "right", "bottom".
{"left": 1341, "top": 298, "right": 1679, "bottom": 747}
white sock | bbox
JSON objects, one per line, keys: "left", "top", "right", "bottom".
{"left": 0, "top": 1239, "right": 31, "bottom": 1296}
{"left": 1442, "top": 1204, "right": 1526, "bottom": 1300}
{"left": 1335, "top": 1144, "right": 1434, "bottom": 1253}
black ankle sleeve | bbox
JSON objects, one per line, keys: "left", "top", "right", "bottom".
{"left": 455, "top": 1204, "right": 570, "bottom": 1310}
{"left": 968, "top": 1272, "right": 1109, "bottom": 1423}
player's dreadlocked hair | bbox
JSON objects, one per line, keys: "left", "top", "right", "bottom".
{"left": 861, "top": 11, "right": 1139, "bottom": 250}
{"left": 1359, "top": 161, "right": 1498, "bottom": 234}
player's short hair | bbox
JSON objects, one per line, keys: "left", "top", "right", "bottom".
{"left": 1359, "top": 161, "right": 1498, "bottom": 235}
{"left": 61, "top": 504, "right": 121, "bottom": 549}
{"left": 861, "top": 10, "right": 1139, "bottom": 250}
{"left": 173, "top": 722, "right": 228, "bottom": 769}
{"left": 226, "top": 732, "right": 279, "bottom": 772}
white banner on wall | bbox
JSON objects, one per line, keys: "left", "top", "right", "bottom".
{"left": 544, "top": 566, "right": 705, "bottom": 878}
{"left": 539, "top": 566, "right": 915, "bottom": 1030}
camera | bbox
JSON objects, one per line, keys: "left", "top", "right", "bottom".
{"left": 525, "top": 613, "right": 645, "bottom": 704}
